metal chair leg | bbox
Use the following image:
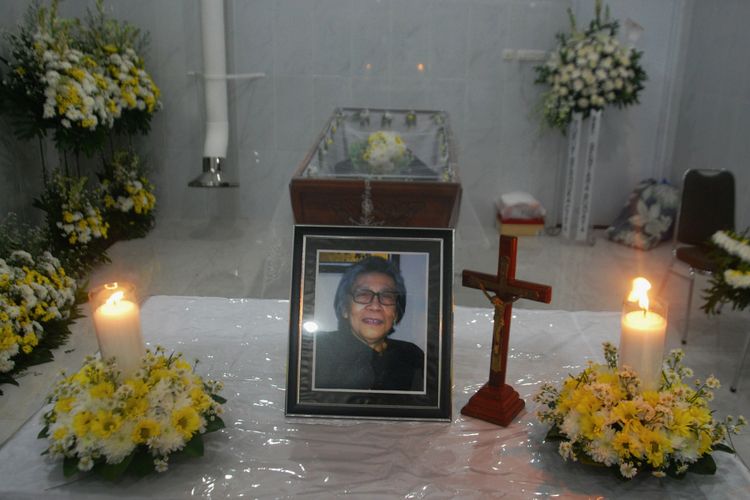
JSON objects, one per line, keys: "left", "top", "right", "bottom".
{"left": 681, "top": 269, "right": 695, "bottom": 345}
{"left": 657, "top": 257, "right": 676, "bottom": 297}
{"left": 731, "top": 331, "right": 750, "bottom": 392}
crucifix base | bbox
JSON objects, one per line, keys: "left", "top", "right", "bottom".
{"left": 460, "top": 383, "right": 525, "bottom": 427}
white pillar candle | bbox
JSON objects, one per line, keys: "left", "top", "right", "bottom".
{"left": 619, "top": 277, "right": 667, "bottom": 391}
{"left": 90, "top": 283, "right": 145, "bottom": 378}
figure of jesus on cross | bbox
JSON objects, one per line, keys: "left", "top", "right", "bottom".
{"left": 462, "top": 235, "right": 552, "bottom": 426}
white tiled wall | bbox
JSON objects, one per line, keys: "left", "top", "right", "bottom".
{"left": 2, "top": 0, "right": 723, "bottom": 235}
{"left": 670, "top": 0, "right": 750, "bottom": 229}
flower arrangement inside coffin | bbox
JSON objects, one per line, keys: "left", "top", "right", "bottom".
{"left": 289, "top": 108, "right": 461, "bottom": 228}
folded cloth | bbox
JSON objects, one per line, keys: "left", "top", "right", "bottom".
{"left": 496, "top": 191, "right": 547, "bottom": 220}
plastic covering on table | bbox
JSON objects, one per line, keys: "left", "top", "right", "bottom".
{"left": 0, "top": 296, "right": 748, "bottom": 499}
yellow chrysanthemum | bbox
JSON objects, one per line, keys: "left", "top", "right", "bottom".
{"left": 641, "top": 427, "right": 673, "bottom": 468}
{"left": 55, "top": 397, "right": 75, "bottom": 414}
{"left": 132, "top": 418, "right": 161, "bottom": 444}
{"left": 72, "top": 410, "right": 94, "bottom": 437}
{"left": 611, "top": 400, "right": 639, "bottom": 425}
{"left": 124, "top": 396, "right": 149, "bottom": 417}
{"left": 189, "top": 386, "right": 212, "bottom": 413}
{"left": 90, "top": 381, "right": 115, "bottom": 400}
{"left": 52, "top": 426, "right": 69, "bottom": 441}
{"left": 90, "top": 410, "right": 122, "bottom": 439}
{"left": 171, "top": 406, "right": 201, "bottom": 440}
{"left": 124, "top": 378, "right": 149, "bottom": 398}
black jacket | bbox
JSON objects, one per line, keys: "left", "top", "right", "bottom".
{"left": 314, "top": 329, "right": 424, "bottom": 391}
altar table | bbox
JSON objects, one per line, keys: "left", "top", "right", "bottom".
{"left": 0, "top": 296, "right": 748, "bottom": 499}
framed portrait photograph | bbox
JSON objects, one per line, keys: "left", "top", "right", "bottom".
{"left": 286, "top": 225, "right": 453, "bottom": 421}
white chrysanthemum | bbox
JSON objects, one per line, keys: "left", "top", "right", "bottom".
{"left": 362, "top": 131, "right": 408, "bottom": 172}
{"left": 150, "top": 427, "right": 185, "bottom": 456}
{"left": 558, "top": 441, "right": 577, "bottom": 461}
{"left": 588, "top": 433, "right": 618, "bottom": 466}
{"left": 560, "top": 412, "right": 581, "bottom": 440}
{"left": 100, "top": 422, "right": 137, "bottom": 464}
{"left": 724, "top": 269, "right": 750, "bottom": 289}
{"left": 619, "top": 462, "right": 637, "bottom": 479}
{"left": 154, "top": 457, "right": 169, "bottom": 473}
{"left": 712, "top": 231, "right": 750, "bottom": 263}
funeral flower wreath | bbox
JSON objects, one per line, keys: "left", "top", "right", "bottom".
{"left": 534, "top": 343, "right": 745, "bottom": 479}
{"left": 702, "top": 230, "right": 750, "bottom": 315}
{"left": 40, "top": 347, "right": 225, "bottom": 479}
{"left": 0, "top": 250, "right": 78, "bottom": 382}
{"left": 535, "top": 0, "right": 647, "bottom": 132}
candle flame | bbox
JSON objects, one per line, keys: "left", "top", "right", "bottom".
{"left": 627, "top": 277, "right": 652, "bottom": 312}
{"left": 106, "top": 291, "right": 124, "bottom": 306}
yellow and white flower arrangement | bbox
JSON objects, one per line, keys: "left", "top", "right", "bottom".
{"left": 105, "top": 47, "right": 160, "bottom": 117}
{"left": 43, "top": 174, "right": 109, "bottom": 247}
{"left": 100, "top": 149, "right": 156, "bottom": 240}
{"left": 703, "top": 229, "right": 750, "bottom": 314}
{"left": 535, "top": 0, "right": 647, "bottom": 132}
{"left": 0, "top": 0, "right": 161, "bottom": 157}
{"left": 40, "top": 347, "right": 225, "bottom": 479}
{"left": 37, "top": 32, "right": 117, "bottom": 132}
{"left": 58, "top": 203, "right": 109, "bottom": 246}
{"left": 534, "top": 343, "right": 745, "bottom": 479}
{"left": 34, "top": 171, "right": 111, "bottom": 276}
{"left": 102, "top": 150, "right": 156, "bottom": 216}
{"left": 0, "top": 250, "right": 77, "bottom": 380}
{"left": 350, "top": 130, "right": 412, "bottom": 174}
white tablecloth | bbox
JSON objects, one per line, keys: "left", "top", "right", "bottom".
{"left": 0, "top": 296, "right": 748, "bottom": 499}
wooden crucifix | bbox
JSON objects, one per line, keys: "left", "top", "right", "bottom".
{"left": 462, "top": 235, "right": 552, "bottom": 426}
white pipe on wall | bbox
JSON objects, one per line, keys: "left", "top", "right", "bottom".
{"left": 200, "top": 0, "right": 229, "bottom": 159}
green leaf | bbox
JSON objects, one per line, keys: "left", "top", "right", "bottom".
{"left": 205, "top": 416, "right": 225, "bottom": 433}
{"left": 182, "top": 433, "right": 204, "bottom": 458}
{"left": 577, "top": 453, "right": 606, "bottom": 467}
{"left": 688, "top": 454, "right": 717, "bottom": 475}
{"left": 545, "top": 425, "right": 566, "bottom": 442}
{"left": 129, "top": 449, "right": 155, "bottom": 477}
{"left": 712, "top": 443, "right": 735, "bottom": 454}
{"left": 37, "top": 425, "right": 49, "bottom": 439}
{"left": 63, "top": 456, "right": 80, "bottom": 477}
{"left": 95, "top": 452, "right": 134, "bottom": 481}
{"left": 210, "top": 393, "right": 227, "bottom": 404}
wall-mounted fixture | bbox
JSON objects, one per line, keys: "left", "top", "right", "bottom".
{"left": 189, "top": 0, "right": 265, "bottom": 188}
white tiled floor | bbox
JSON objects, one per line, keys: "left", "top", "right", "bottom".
{"left": 1, "top": 219, "right": 748, "bottom": 467}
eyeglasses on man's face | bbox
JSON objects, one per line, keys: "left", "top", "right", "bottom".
{"left": 350, "top": 288, "right": 399, "bottom": 306}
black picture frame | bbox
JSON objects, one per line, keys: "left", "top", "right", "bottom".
{"left": 286, "top": 225, "right": 453, "bottom": 421}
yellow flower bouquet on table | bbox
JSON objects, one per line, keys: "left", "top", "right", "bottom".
{"left": 39, "top": 347, "right": 225, "bottom": 480}
{"left": 534, "top": 343, "right": 745, "bottom": 479}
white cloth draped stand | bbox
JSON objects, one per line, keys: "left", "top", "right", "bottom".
{"left": 0, "top": 296, "right": 748, "bottom": 498}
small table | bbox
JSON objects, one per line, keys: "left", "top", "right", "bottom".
{"left": 0, "top": 297, "right": 748, "bottom": 498}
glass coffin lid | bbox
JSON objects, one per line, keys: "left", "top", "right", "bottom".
{"left": 290, "top": 107, "right": 461, "bottom": 228}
